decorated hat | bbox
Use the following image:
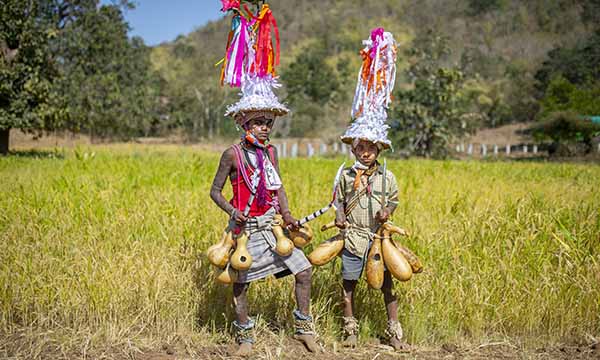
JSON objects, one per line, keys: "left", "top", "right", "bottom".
{"left": 341, "top": 28, "right": 398, "bottom": 150}
{"left": 219, "top": 2, "right": 288, "bottom": 125}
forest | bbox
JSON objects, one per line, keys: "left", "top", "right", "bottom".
{"left": 1, "top": 0, "right": 599, "bottom": 156}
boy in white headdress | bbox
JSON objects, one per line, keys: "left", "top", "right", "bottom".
{"left": 210, "top": 1, "right": 318, "bottom": 356}
{"left": 332, "top": 28, "right": 408, "bottom": 351}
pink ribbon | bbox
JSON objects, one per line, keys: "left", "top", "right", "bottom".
{"left": 225, "top": 16, "right": 249, "bottom": 87}
{"left": 369, "top": 27, "right": 384, "bottom": 59}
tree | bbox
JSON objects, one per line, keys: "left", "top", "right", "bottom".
{"left": 0, "top": 0, "right": 154, "bottom": 153}
{"left": 538, "top": 75, "right": 600, "bottom": 117}
{"left": 389, "top": 30, "right": 470, "bottom": 158}
{"left": 152, "top": 39, "right": 237, "bottom": 141}
{"left": 580, "top": 0, "right": 600, "bottom": 26}
{"left": 53, "top": 4, "right": 159, "bottom": 140}
{"left": 534, "top": 30, "right": 600, "bottom": 96}
{"left": 0, "top": 0, "right": 59, "bottom": 154}
{"left": 526, "top": 111, "right": 600, "bottom": 156}
{"left": 281, "top": 40, "right": 339, "bottom": 137}
{"left": 283, "top": 42, "right": 339, "bottom": 107}
{"left": 467, "top": 0, "right": 504, "bottom": 16}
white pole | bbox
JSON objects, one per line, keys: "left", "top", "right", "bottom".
{"left": 493, "top": 144, "right": 498, "bottom": 156}
{"left": 482, "top": 144, "right": 487, "bottom": 157}
{"left": 291, "top": 143, "right": 298, "bottom": 158}
{"left": 320, "top": 142, "right": 327, "bottom": 155}
{"left": 506, "top": 144, "right": 511, "bottom": 155}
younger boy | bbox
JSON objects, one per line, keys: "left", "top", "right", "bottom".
{"left": 333, "top": 139, "right": 406, "bottom": 350}
{"left": 333, "top": 27, "right": 407, "bottom": 351}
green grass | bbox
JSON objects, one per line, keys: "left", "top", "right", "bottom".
{"left": 1, "top": 145, "right": 599, "bottom": 355}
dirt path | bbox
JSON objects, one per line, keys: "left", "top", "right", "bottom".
{"left": 137, "top": 340, "right": 600, "bottom": 360}
{"left": 5, "top": 332, "right": 598, "bottom": 360}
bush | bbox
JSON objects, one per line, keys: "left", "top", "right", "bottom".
{"left": 538, "top": 76, "right": 600, "bottom": 118}
{"left": 527, "top": 111, "right": 600, "bottom": 155}
{"left": 467, "top": 0, "right": 504, "bottom": 16}
{"left": 390, "top": 30, "right": 470, "bottom": 159}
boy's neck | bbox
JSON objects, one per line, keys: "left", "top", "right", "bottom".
{"left": 352, "top": 159, "right": 379, "bottom": 171}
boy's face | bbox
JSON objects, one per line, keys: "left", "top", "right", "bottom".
{"left": 245, "top": 117, "right": 274, "bottom": 142}
{"left": 352, "top": 140, "right": 379, "bottom": 167}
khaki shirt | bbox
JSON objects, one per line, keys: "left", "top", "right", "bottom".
{"left": 335, "top": 165, "right": 399, "bottom": 257}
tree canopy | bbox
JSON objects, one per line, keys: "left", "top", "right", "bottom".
{"left": 390, "top": 31, "right": 470, "bottom": 158}
{"left": 0, "top": 0, "right": 59, "bottom": 154}
{"left": 2, "top": 0, "right": 598, "bottom": 156}
{"left": 0, "top": 0, "right": 158, "bottom": 154}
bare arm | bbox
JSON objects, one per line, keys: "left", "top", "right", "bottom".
{"left": 386, "top": 171, "right": 399, "bottom": 215}
{"left": 210, "top": 147, "right": 237, "bottom": 216}
{"left": 376, "top": 171, "right": 398, "bottom": 223}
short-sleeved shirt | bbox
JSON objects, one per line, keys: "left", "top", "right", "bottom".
{"left": 335, "top": 165, "right": 399, "bottom": 257}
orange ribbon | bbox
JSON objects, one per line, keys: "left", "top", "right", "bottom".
{"left": 241, "top": 4, "right": 280, "bottom": 77}
{"left": 353, "top": 169, "right": 365, "bottom": 190}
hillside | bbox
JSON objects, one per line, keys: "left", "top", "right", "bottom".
{"left": 149, "top": 0, "right": 595, "bottom": 140}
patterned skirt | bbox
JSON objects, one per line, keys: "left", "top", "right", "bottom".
{"left": 233, "top": 208, "right": 312, "bottom": 283}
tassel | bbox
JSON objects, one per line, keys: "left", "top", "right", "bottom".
{"left": 220, "top": 0, "right": 240, "bottom": 12}
{"left": 369, "top": 28, "right": 384, "bottom": 59}
{"left": 219, "top": 24, "right": 235, "bottom": 85}
{"left": 248, "top": 4, "right": 280, "bottom": 78}
{"left": 221, "top": 14, "right": 251, "bottom": 87}
{"left": 351, "top": 28, "right": 397, "bottom": 119}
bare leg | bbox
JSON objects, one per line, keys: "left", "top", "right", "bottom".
{"left": 381, "top": 271, "right": 398, "bottom": 321}
{"left": 342, "top": 279, "right": 358, "bottom": 347}
{"left": 233, "top": 282, "right": 250, "bottom": 324}
{"left": 293, "top": 268, "right": 318, "bottom": 352}
{"left": 342, "top": 279, "right": 357, "bottom": 317}
{"left": 381, "top": 271, "right": 408, "bottom": 351}
{"left": 294, "top": 268, "right": 311, "bottom": 315}
{"left": 232, "top": 282, "right": 253, "bottom": 356}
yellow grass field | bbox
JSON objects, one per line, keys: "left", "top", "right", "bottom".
{"left": 1, "top": 145, "right": 599, "bottom": 359}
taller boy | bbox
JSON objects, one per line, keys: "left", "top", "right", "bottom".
{"left": 210, "top": 1, "right": 317, "bottom": 356}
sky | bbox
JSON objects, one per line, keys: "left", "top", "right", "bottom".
{"left": 100, "top": 0, "right": 224, "bottom": 46}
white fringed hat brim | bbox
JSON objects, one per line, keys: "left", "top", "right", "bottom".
{"left": 340, "top": 135, "right": 392, "bottom": 150}
{"left": 340, "top": 111, "right": 392, "bottom": 149}
{"left": 224, "top": 75, "right": 289, "bottom": 118}
{"left": 225, "top": 95, "right": 289, "bottom": 117}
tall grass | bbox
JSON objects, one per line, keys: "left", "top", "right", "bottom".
{"left": 1, "top": 145, "right": 599, "bottom": 354}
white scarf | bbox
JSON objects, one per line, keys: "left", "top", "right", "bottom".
{"left": 246, "top": 151, "right": 282, "bottom": 190}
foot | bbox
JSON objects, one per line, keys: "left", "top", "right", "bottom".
{"left": 342, "top": 316, "right": 359, "bottom": 348}
{"left": 294, "top": 333, "right": 319, "bottom": 352}
{"left": 233, "top": 342, "right": 252, "bottom": 357}
{"left": 342, "top": 334, "right": 358, "bottom": 348}
{"left": 389, "top": 337, "right": 410, "bottom": 352}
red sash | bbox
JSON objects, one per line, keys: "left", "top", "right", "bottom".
{"left": 230, "top": 144, "right": 279, "bottom": 217}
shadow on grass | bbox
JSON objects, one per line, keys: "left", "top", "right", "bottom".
{"left": 461, "top": 155, "right": 600, "bottom": 164}
{"left": 6, "top": 149, "right": 65, "bottom": 159}
{"left": 193, "top": 254, "right": 236, "bottom": 334}
{"left": 510, "top": 155, "right": 600, "bottom": 163}
{"left": 505, "top": 156, "right": 550, "bottom": 162}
